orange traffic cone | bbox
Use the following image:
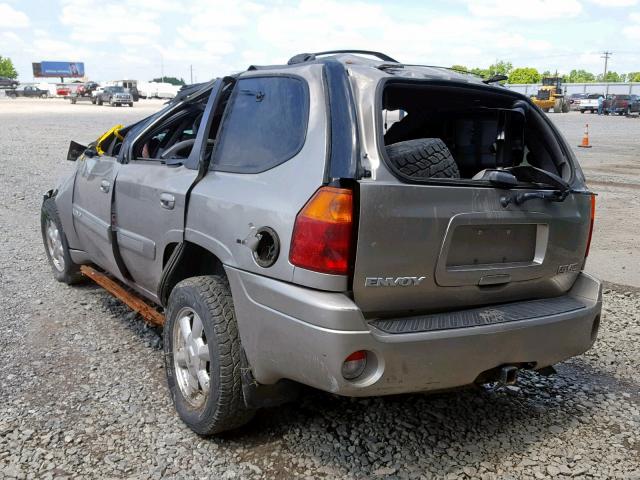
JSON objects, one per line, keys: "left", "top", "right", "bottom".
{"left": 578, "top": 123, "right": 592, "bottom": 148}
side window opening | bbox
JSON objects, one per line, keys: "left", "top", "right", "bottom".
{"left": 210, "top": 76, "right": 309, "bottom": 173}
{"left": 380, "top": 83, "right": 567, "bottom": 183}
{"left": 131, "top": 103, "right": 206, "bottom": 162}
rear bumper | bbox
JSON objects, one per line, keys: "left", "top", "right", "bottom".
{"left": 226, "top": 267, "right": 602, "bottom": 396}
{"left": 609, "top": 107, "right": 628, "bottom": 114}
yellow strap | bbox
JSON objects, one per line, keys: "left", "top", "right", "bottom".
{"left": 95, "top": 124, "right": 124, "bottom": 155}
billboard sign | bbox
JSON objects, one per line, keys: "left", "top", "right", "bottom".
{"left": 32, "top": 61, "right": 85, "bottom": 78}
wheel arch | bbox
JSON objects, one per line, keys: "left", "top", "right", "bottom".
{"left": 158, "top": 240, "right": 226, "bottom": 306}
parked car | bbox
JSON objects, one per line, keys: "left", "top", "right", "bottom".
{"left": 42, "top": 50, "right": 601, "bottom": 436}
{"left": 56, "top": 85, "right": 71, "bottom": 97}
{"left": 568, "top": 93, "right": 587, "bottom": 111}
{"left": 0, "top": 76, "right": 19, "bottom": 89}
{"left": 76, "top": 81, "right": 99, "bottom": 97}
{"left": 605, "top": 94, "right": 640, "bottom": 115}
{"left": 6, "top": 85, "right": 49, "bottom": 98}
{"left": 94, "top": 86, "right": 133, "bottom": 107}
{"left": 578, "top": 93, "right": 604, "bottom": 114}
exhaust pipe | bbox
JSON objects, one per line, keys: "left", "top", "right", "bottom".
{"left": 498, "top": 365, "right": 518, "bottom": 386}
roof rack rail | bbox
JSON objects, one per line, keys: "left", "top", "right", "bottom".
{"left": 287, "top": 50, "right": 400, "bottom": 65}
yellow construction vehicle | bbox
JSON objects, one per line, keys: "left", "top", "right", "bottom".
{"left": 531, "top": 77, "right": 570, "bottom": 113}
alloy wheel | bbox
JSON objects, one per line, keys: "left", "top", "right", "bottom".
{"left": 172, "top": 307, "right": 211, "bottom": 408}
{"left": 45, "top": 219, "right": 65, "bottom": 272}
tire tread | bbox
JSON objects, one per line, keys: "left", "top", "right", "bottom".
{"left": 385, "top": 138, "right": 460, "bottom": 179}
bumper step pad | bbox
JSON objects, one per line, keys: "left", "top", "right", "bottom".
{"left": 370, "top": 296, "right": 586, "bottom": 334}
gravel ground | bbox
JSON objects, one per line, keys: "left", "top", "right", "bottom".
{"left": 551, "top": 112, "right": 640, "bottom": 288}
{"left": 1, "top": 99, "right": 639, "bottom": 479}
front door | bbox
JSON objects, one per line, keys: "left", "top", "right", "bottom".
{"left": 72, "top": 154, "right": 121, "bottom": 276}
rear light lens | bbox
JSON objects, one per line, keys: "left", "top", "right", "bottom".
{"left": 289, "top": 186, "right": 353, "bottom": 275}
{"left": 341, "top": 351, "right": 367, "bottom": 380}
{"left": 585, "top": 194, "right": 596, "bottom": 258}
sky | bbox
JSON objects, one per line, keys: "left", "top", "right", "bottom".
{"left": 1, "top": 0, "right": 639, "bottom": 83}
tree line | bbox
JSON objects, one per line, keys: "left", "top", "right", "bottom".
{"left": 451, "top": 60, "right": 640, "bottom": 84}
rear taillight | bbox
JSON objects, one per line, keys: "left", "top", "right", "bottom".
{"left": 289, "top": 186, "right": 353, "bottom": 275}
{"left": 585, "top": 194, "right": 596, "bottom": 258}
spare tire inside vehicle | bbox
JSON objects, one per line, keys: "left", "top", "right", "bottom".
{"left": 385, "top": 138, "right": 460, "bottom": 179}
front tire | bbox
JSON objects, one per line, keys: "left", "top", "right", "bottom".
{"left": 164, "top": 276, "right": 254, "bottom": 435}
{"left": 41, "top": 197, "right": 83, "bottom": 284}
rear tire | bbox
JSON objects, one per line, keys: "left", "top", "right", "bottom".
{"left": 164, "top": 275, "right": 255, "bottom": 435}
{"left": 385, "top": 138, "right": 460, "bottom": 179}
{"left": 41, "top": 197, "right": 83, "bottom": 285}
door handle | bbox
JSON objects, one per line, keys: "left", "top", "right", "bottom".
{"left": 100, "top": 180, "right": 110, "bottom": 193}
{"left": 160, "top": 193, "right": 175, "bottom": 210}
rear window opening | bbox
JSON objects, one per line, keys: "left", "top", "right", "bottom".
{"left": 379, "top": 81, "right": 571, "bottom": 184}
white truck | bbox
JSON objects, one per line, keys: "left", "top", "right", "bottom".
{"left": 578, "top": 93, "right": 603, "bottom": 114}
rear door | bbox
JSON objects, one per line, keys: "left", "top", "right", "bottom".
{"left": 110, "top": 81, "right": 221, "bottom": 297}
{"left": 353, "top": 183, "right": 592, "bottom": 316}
{"left": 112, "top": 161, "right": 196, "bottom": 296}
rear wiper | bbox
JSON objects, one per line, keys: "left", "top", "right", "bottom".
{"left": 498, "top": 165, "right": 572, "bottom": 207}
{"left": 500, "top": 189, "right": 569, "bottom": 207}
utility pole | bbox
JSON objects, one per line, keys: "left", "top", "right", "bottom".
{"left": 601, "top": 51, "right": 612, "bottom": 81}
{"left": 190, "top": 64, "right": 193, "bottom": 84}
{"left": 160, "top": 54, "right": 164, "bottom": 83}
{"left": 601, "top": 51, "right": 612, "bottom": 96}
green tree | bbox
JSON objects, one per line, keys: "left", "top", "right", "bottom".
{"left": 597, "top": 71, "right": 621, "bottom": 82}
{"left": 151, "top": 76, "right": 185, "bottom": 86}
{"left": 508, "top": 67, "right": 541, "bottom": 84}
{"left": 0, "top": 55, "right": 18, "bottom": 79}
{"left": 469, "top": 67, "right": 489, "bottom": 78}
{"left": 564, "top": 69, "right": 595, "bottom": 83}
{"left": 450, "top": 64, "right": 469, "bottom": 73}
{"left": 628, "top": 72, "right": 640, "bottom": 82}
{"left": 488, "top": 60, "right": 513, "bottom": 76}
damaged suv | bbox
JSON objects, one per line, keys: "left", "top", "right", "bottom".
{"left": 42, "top": 50, "right": 601, "bottom": 435}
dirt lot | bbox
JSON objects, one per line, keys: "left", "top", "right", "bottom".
{"left": 0, "top": 99, "right": 639, "bottom": 479}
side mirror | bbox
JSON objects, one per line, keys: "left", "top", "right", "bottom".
{"left": 67, "top": 140, "right": 88, "bottom": 161}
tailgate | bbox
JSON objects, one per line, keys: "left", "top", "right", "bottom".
{"left": 352, "top": 182, "right": 592, "bottom": 316}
